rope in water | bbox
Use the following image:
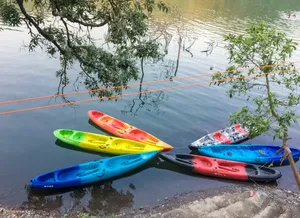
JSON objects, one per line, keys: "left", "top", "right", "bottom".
{"left": 0, "top": 60, "right": 299, "bottom": 105}
{"left": 0, "top": 67, "right": 298, "bottom": 116}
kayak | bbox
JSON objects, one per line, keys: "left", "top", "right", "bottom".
{"left": 30, "top": 151, "right": 158, "bottom": 188}
{"left": 88, "top": 110, "right": 173, "bottom": 151}
{"left": 159, "top": 153, "right": 282, "bottom": 182}
{"left": 189, "top": 124, "right": 249, "bottom": 150}
{"left": 198, "top": 144, "right": 300, "bottom": 166}
{"left": 53, "top": 129, "right": 163, "bottom": 155}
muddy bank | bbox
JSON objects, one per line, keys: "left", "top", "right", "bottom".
{"left": 1, "top": 185, "right": 300, "bottom": 218}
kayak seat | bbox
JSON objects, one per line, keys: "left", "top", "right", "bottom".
{"left": 234, "top": 124, "right": 248, "bottom": 135}
{"left": 121, "top": 157, "right": 143, "bottom": 166}
{"left": 57, "top": 166, "right": 81, "bottom": 181}
{"left": 213, "top": 132, "right": 230, "bottom": 144}
{"left": 128, "top": 129, "right": 147, "bottom": 140}
{"left": 58, "top": 129, "right": 75, "bottom": 139}
{"left": 72, "top": 132, "right": 85, "bottom": 141}
{"left": 111, "top": 119, "right": 128, "bottom": 129}
{"left": 36, "top": 172, "right": 56, "bottom": 183}
{"left": 225, "top": 149, "right": 246, "bottom": 158}
{"left": 90, "top": 111, "right": 105, "bottom": 119}
{"left": 76, "top": 168, "right": 102, "bottom": 177}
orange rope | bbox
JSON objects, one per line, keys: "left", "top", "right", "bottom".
{"left": 0, "top": 60, "right": 299, "bottom": 105}
{"left": 0, "top": 67, "right": 298, "bottom": 116}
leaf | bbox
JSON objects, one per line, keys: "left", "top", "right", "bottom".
{"left": 214, "top": 20, "right": 300, "bottom": 142}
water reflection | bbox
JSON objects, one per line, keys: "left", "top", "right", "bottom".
{"left": 24, "top": 181, "right": 134, "bottom": 215}
{"left": 1, "top": 0, "right": 300, "bottom": 213}
{"left": 22, "top": 188, "right": 63, "bottom": 212}
{"left": 121, "top": 59, "right": 169, "bottom": 117}
{"left": 87, "top": 182, "right": 134, "bottom": 215}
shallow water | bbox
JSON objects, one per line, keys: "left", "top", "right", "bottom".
{"left": 0, "top": 0, "right": 300, "bottom": 215}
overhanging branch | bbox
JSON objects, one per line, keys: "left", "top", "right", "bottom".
{"left": 16, "top": 0, "right": 65, "bottom": 55}
{"left": 50, "top": 0, "right": 108, "bottom": 28}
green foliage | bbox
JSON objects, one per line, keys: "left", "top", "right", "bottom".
{"left": 0, "top": 0, "right": 169, "bottom": 98}
{"left": 0, "top": 1, "right": 20, "bottom": 26}
{"left": 211, "top": 21, "right": 300, "bottom": 140}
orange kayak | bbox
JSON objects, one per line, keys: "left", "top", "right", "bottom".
{"left": 88, "top": 110, "right": 173, "bottom": 151}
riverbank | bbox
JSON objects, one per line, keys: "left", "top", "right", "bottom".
{"left": 1, "top": 185, "right": 300, "bottom": 218}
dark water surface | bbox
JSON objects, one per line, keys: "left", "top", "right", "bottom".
{"left": 1, "top": 0, "right": 300, "bottom": 215}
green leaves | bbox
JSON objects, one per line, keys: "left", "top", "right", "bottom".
{"left": 212, "top": 21, "right": 300, "bottom": 142}
{"left": 157, "top": 1, "right": 169, "bottom": 13}
{"left": 229, "top": 106, "right": 271, "bottom": 139}
{"left": 0, "top": 0, "right": 169, "bottom": 100}
{"left": 0, "top": 2, "right": 21, "bottom": 26}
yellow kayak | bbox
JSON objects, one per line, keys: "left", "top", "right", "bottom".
{"left": 53, "top": 129, "right": 163, "bottom": 155}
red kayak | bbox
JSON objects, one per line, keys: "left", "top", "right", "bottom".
{"left": 159, "top": 153, "right": 281, "bottom": 182}
{"left": 88, "top": 110, "right": 173, "bottom": 151}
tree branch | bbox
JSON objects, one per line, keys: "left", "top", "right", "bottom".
{"left": 235, "top": 44, "right": 260, "bottom": 68}
{"left": 265, "top": 74, "right": 279, "bottom": 119}
{"left": 60, "top": 17, "right": 72, "bottom": 47}
{"left": 50, "top": 0, "right": 108, "bottom": 27}
{"left": 16, "top": 0, "right": 65, "bottom": 55}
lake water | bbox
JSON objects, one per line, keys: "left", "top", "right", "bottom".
{"left": 1, "top": 0, "right": 300, "bottom": 215}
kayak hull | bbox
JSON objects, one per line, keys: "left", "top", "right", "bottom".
{"left": 159, "top": 153, "right": 282, "bottom": 182}
{"left": 88, "top": 110, "right": 173, "bottom": 151}
{"left": 30, "top": 151, "right": 158, "bottom": 188}
{"left": 53, "top": 129, "right": 163, "bottom": 155}
{"left": 198, "top": 144, "right": 300, "bottom": 166}
{"left": 189, "top": 124, "right": 249, "bottom": 150}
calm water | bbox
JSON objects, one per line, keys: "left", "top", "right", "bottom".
{"left": 1, "top": 0, "right": 300, "bottom": 215}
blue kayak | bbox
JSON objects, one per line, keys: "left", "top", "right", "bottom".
{"left": 30, "top": 151, "right": 157, "bottom": 188}
{"left": 198, "top": 144, "right": 300, "bottom": 166}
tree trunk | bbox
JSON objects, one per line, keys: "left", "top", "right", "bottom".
{"left": 265, "top": 74, "right": 300, "bottom": 190}
{"left": 281, "top": 132, "right": 300, "bottom": 190}
{"left": 286, "top": 149, "right": 300, "bottom": 190}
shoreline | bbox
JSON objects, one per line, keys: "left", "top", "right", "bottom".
{"left": 1, "top": 184, "right": 300, "bottom": 218}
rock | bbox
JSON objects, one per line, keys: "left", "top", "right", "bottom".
{"left": 162, "top": 208, "right": 191, "bottom": 218}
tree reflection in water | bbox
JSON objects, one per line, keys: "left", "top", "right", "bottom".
{"left": 87, "top": 182, "right": 134, "bottom": 216}
{"left": 23, "top": 180, "right": 134, "bottom": 215}
{"left": 21, "top": 6, "right": 204, "bottom": 216}
{"left": 121, "top": 58, "right": 169, "bottom": 117}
